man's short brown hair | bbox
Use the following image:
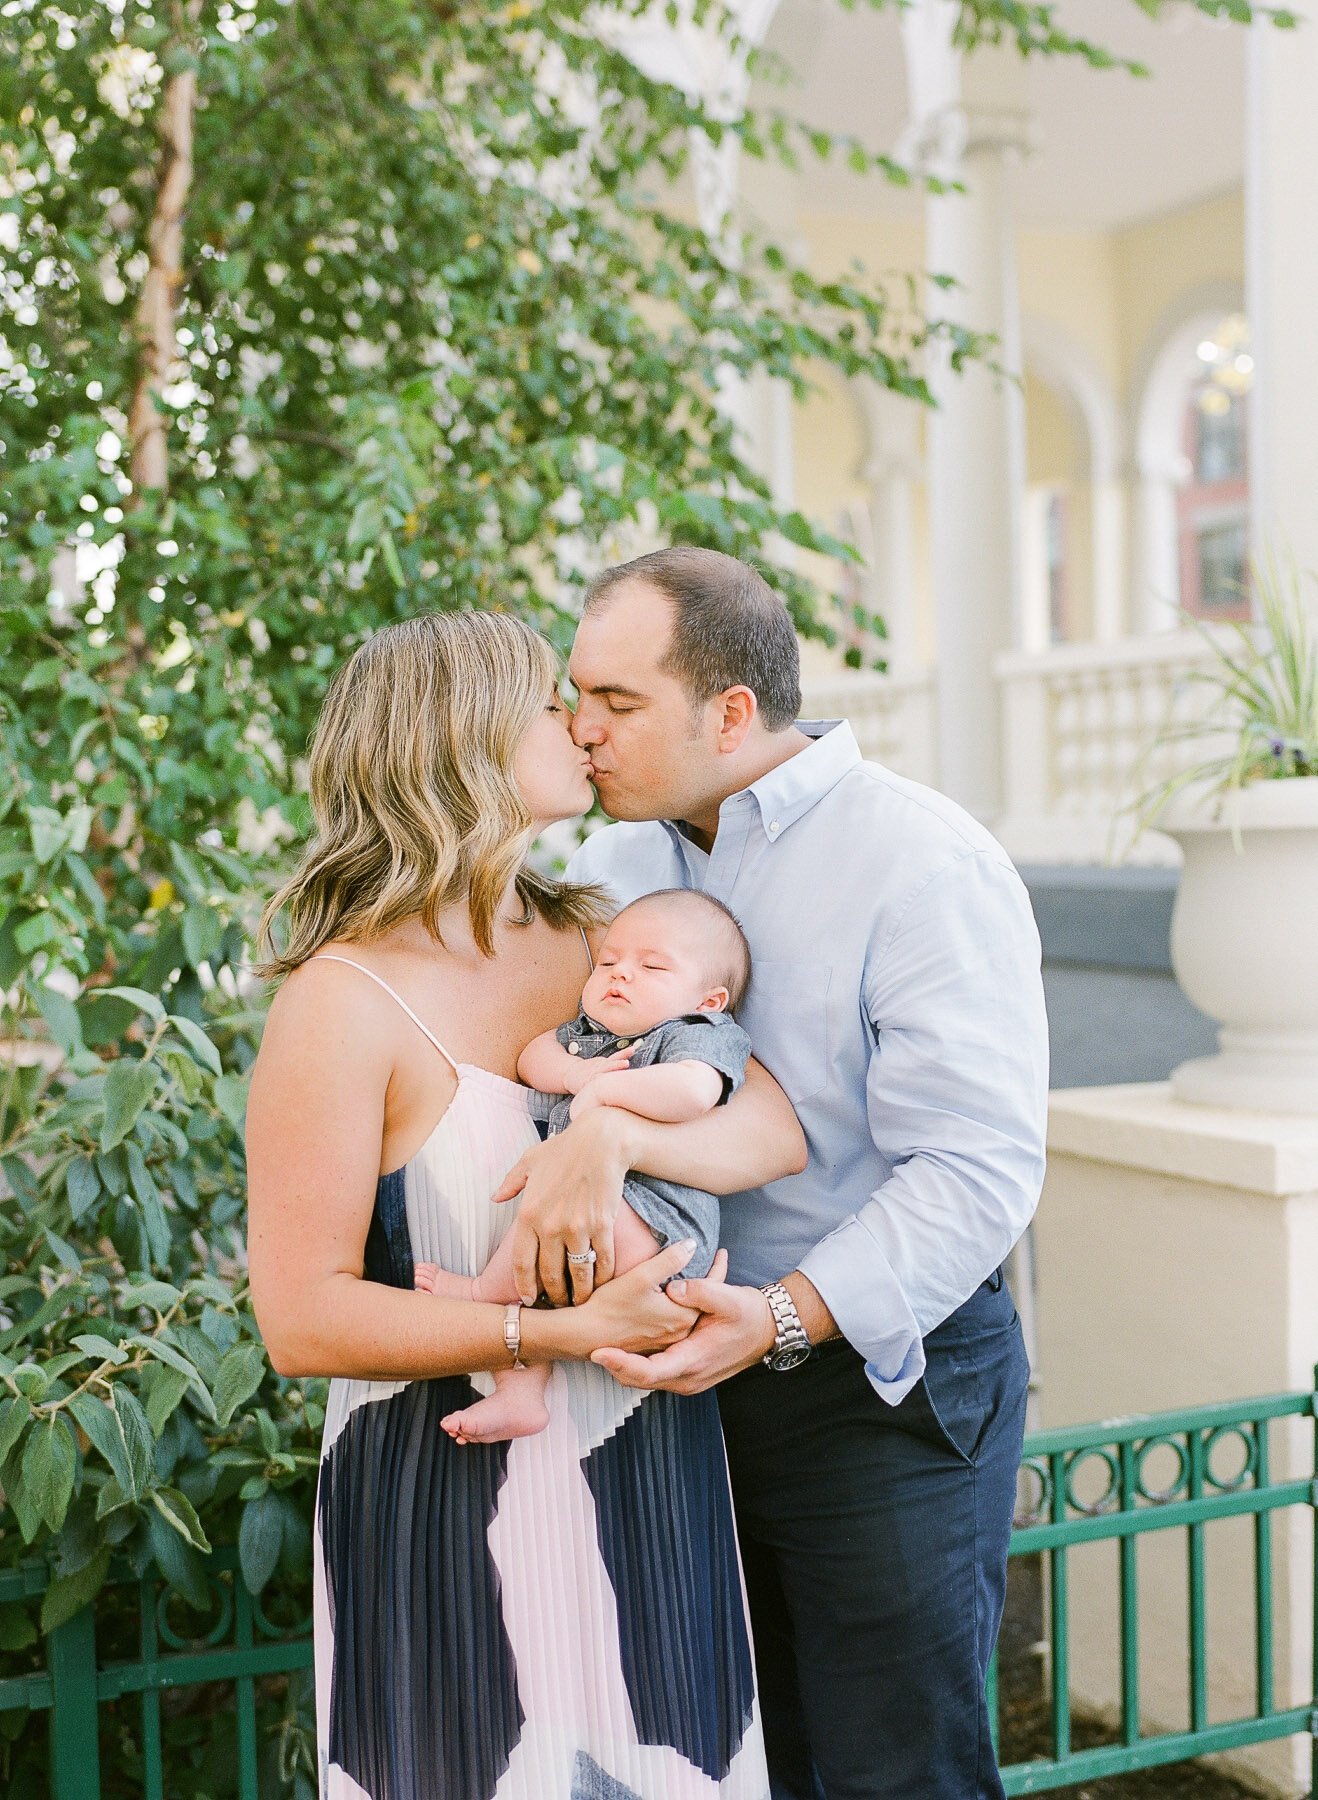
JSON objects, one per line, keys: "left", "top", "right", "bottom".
{"left": 584, "top": 547, "right": 801, "bottom": 732}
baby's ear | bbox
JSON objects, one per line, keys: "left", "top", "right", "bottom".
{"left": 701, "top": 986, "right": 730, "bottom": 1014}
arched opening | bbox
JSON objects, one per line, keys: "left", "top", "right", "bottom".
{"left": 1021, "top": 319, "right": 1125, "bottom": 646}
{"left": 1023, "top": 368, "right": 1090, "bottom": 645}
{"left": 1133, "top": 296, "right": 1251, "bottom": 630}
{"left": 1175, "top": 312, "right": 1251, "bottom": 621}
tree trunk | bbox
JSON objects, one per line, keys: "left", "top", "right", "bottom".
{"left": 127, "top": 26, "right": 198, "bottom": 499}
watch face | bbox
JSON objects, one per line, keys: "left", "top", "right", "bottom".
{"left": 770, "top": 1344, "right": 812, "bottom": 1372}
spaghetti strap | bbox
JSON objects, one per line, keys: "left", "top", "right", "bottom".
{"left": 311, "top": 954, "right": 461, "bottom": 1076}
{"left": 579, "top": 924, "right": 594, "bottom": 972}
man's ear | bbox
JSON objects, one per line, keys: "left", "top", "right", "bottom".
{"left": 715, "top": 687, "right": 756, "bottom": 754}
{"left": 700, "top": 985, "right": 731, "bottom": 1014}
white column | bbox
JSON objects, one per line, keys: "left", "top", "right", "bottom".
{"left": 1021, "top": 487, "right": 1053, "bottom": 651}
{"left": 904, "top": 11, "right": 1031, "bottom": 818}
{"left": 1132, "top": 453, "right": 1184, "bottom": 633}
{"left": 856, "top": 384, "right": 921, "bottom": 672}
{"left": 736, "top": 366, "right": 797, "bottom": 566}
{"left": 1090, "top": 479, "right": 1127, "bottom": 644}
{"left": 1246, "top": 2, "right": 1318, "bottom": 583}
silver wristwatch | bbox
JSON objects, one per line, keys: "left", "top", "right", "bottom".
{"left": 759, "top": 1281, "right": 812, "bottom": 1371}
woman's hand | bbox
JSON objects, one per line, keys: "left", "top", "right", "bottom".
{"left": 592, "top": 1262, "right": 776, "bottom": 1394}
{"left": 531, "top": 1242, "right": 723, "bottom": 1363}
{"left": 492, "top": 1105, "right": 637, "bottom": 1305}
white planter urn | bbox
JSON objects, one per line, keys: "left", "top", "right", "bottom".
{"left": 1162, "top": 777, "right": 1318, "bottom": 1114}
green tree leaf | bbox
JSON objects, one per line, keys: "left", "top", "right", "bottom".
{"left": 166, "top": 1014, "right": 222, "bottom": 1076}
{"left": 94, "top": 987, "right": 166, "bottom": 1024}
{"left": 100, "top": 1060, "right": 160, "bottom": 1152}
{"left": 68, "top": 1391, "right": 135, "bottom": 1495}
{"left": 0, "top": 1395, "right": 29, "bottom": 1465}
{"left": 14, "top": 912, "right": 61, "bottom": 955}
{"left": 22, "top": 657, "right": 65, "bottom": 693}
{"left": 120, "top": 1280, "right": 181, "bottom": 1310}
{"left": 181, "top": 906, "right": 223, "bottom": 971}
{"left": 0, "top": 1603, "right": 38, "bottom": 1651}
{"left": 146, "top": 1504, "right": 210, "bottom": 1609}
{"left": 150, "top": 1484, "right": 212, "bottom": 1553}
{"left": 27, "top": 807, "right": 68, "bottom": 864}
{"left": 65, "top": 1157, "right": 102, "bottom": 1221}
{"left": 113, "top": 1387, "right": 156, "bottom": 1498}
{"left": 125, "top": 1336, "right": 216, "bottom": 1419}
{"left": 214, "top": 1341, "right": 267, "bottom": 1427}
{"left": 238, "top": 1490, "right": 284, "bottom": 1595}
{"left": 33, "top": 984, "right": 83, "bottom": 1054}
{"left": 213, "top": 1072, "right": 249, "bottom": 1132}
{"left": 22, "top": 1415, "right": 77, "bottom": 1533}
{"left": 70, "top": 1333, "right": 128, "bottom": 1366}
{"left": 145, "top": 1363, "right": 193, "bottom": 1436}
{"left": 41, "top": 1546, "right": 111, "bottom": 1633}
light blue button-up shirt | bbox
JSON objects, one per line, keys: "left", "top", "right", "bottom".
{"left": 566, "top": 720, "right": 1049, "bottom": 1405}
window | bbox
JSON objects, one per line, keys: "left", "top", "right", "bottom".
{"left": 1176, "top": 314, "right": 1251, "bottom": 622}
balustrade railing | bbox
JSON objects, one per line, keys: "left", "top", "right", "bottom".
{"left": 803, "top": 632, "right": 1236, "bottom": 864}
{"left": 995, "top": 630, "right": 1234, "bottom": 864}
{"left": 797, "top": 667, "right": 937, "bottom": 782}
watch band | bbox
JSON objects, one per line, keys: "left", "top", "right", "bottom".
{"left": 504, "top": 1302, "right": 527, "bottom": 1371}
{"left": 759, "top": 1281, "right": 812, "bottom": 1371}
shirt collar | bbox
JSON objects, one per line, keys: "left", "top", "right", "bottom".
{"left": 576, "top": 1009, "right": 706, "bottom": 1043}
{"left": 661, "top": 719, "right": 861, "bottom": 852}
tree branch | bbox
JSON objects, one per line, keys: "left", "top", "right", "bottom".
{"left": 128, "top": 7, "right": 202, "bottom": 500}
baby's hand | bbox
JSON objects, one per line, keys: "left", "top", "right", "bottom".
{"left": 568, "top": 1047, "right": 636, "bottom": 1118}
{"left": 576, "top": 1045, "right": 637, "bottom": 1086}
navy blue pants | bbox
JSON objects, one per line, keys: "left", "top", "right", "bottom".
{"left": 717, "top": 1272, "right": 1030, "bottom": 1800}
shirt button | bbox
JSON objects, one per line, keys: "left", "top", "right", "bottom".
{"left": 768, "top": 820, "right": 781, "bottom": 834}
{"left": 567, "top": 1042, "right": 580, "bottom": 1055}
{"left": 616, "top": 1038, "right": 630, "bottom": 1049}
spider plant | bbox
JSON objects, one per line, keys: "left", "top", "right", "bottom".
{"left": 1124, "top": 549, "right": 1318, "bottom": 847}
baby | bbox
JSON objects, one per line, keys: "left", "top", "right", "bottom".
{"left": 414, "top": 887, "right": 752, "bottom": 1445}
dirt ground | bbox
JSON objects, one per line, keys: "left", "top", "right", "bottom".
{"left": 998, "top": 1559, "right": 1272, "bottom": 1799}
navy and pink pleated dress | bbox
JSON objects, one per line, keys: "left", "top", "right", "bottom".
{"left": 310, "top": 957, "right": 769, "bottom": 1800}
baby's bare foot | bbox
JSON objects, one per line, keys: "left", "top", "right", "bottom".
{"left": 414, "top": 1263, "right": 475, "bottom": 1302}
{"left": 441, "top": 1385, "right": 550, "bottom": 1446}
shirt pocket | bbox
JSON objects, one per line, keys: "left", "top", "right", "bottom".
{"left": 740, "top": 959, "right": 831, "bottom": 1107}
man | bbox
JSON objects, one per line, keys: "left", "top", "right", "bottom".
{"left": 502, "top": 546, "right": 1048, "bottom": 1798}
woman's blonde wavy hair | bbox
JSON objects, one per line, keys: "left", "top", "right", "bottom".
{"left": 257, "top": 611, "right": 610, "bottom": 978}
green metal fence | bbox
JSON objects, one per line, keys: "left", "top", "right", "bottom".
{"left": 992, "top": 1380, "right": 1318, "bottom": 1794}
{"left": 0, "top": 1547, "right": 311, "bottom": 1799}
{"left": 2, "top": 1382, "right": 1316, "bottom": 1798}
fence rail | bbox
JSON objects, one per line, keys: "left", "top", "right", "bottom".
{"left": 4, "top": 1383, "right": 1317, "bottom": 1799}
{"left": 0, "top": 1545, "right": 311, "bottom": 1800}
{"left": 991, "top": 1382, "right": 1318, "bottom": 1795}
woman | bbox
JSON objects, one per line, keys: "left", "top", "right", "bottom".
{"left": 246, "top": 612, "right": 804, "bottom": 1800}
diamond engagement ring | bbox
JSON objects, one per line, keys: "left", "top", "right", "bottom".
{"left": 567, "top": 1249, "right": 598, "bottom": 1265}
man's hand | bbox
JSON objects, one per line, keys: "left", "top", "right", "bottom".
{"left": 491, "top": 1107, "right": 634, "bottom": 1306}
{"left": 591, "top": 1259, "right": 776, "bottom": 1394}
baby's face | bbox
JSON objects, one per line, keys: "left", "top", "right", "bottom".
{"left": 581, "top": 906, "right": 727, "bottom": 1037}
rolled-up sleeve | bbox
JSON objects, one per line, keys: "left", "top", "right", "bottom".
{"left": 656, "top": 1016, "right": 751, "bottom": 1103}
{"left": 797, "top": 849, "right": 1049, "bottom": 1404}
